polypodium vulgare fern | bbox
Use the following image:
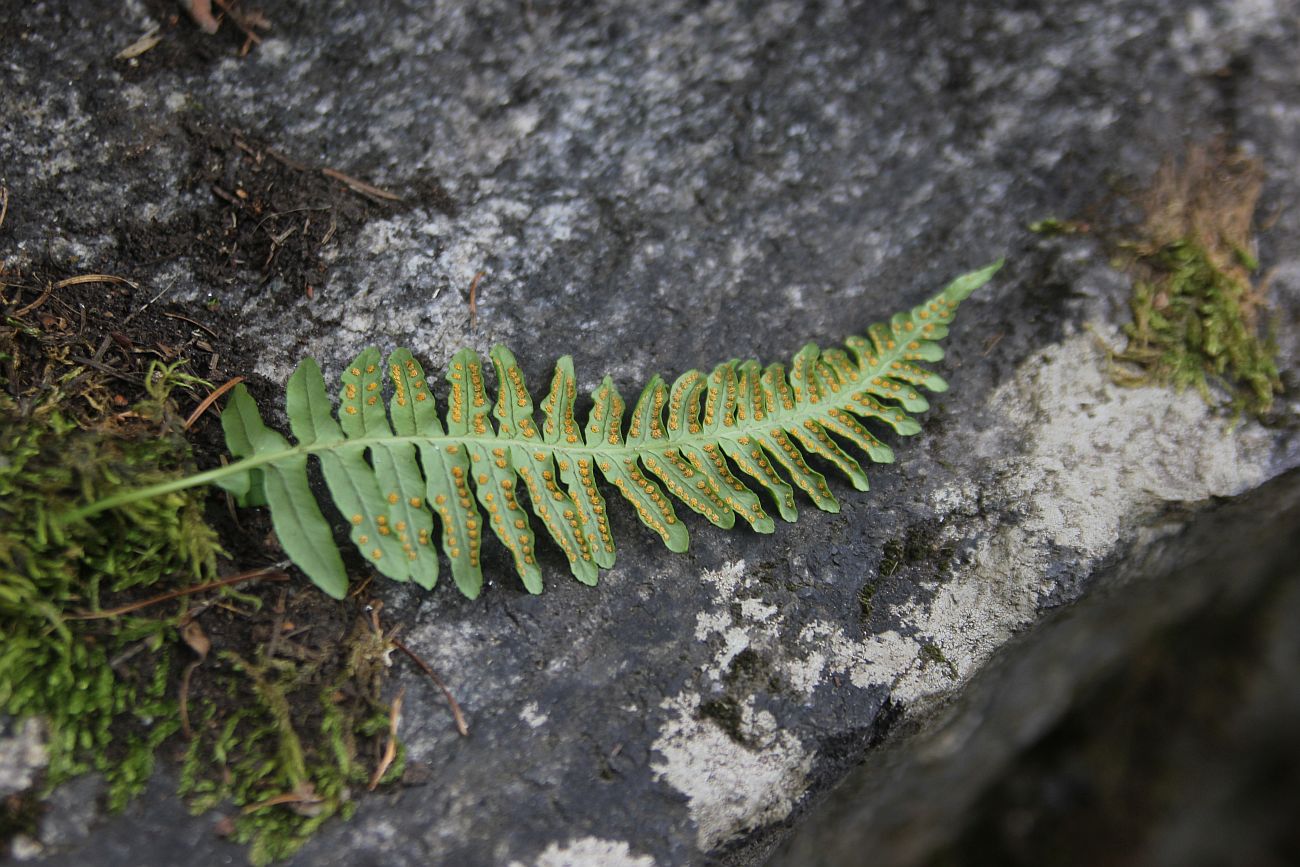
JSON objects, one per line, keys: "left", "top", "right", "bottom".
{"left": 66, "top": 262, "right": 1001, "bottom": 599}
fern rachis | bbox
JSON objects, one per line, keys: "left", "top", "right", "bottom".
{"left": 65, "top": 262, "right": 1002, "bottom": 599}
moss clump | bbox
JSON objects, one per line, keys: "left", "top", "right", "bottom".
{"left": 0, "top": 303, "right": 406, "bottom": 863}
{"left": 180, "top": 618, "right": 404, "bottom": 866}
{"left": 919, "top": 642, "right": 957, "bottom": 679}
{"left": 699, "top": 696, "right": 745, "bottom": 744}
{"left": 1028, "top": 217, "right": 1091, "bottom": 237}
{"left": 880, "top": 539, "right": 905, "bottom": 578}
{"left": 857, "top": 580, "right": 879, "bottom": 621}
{"left": 1116, "top": 240, "right": 1280, "bottom": 417}
{"left": 1111, "top": 146, "right": 1282, "bottom": 418}
{"left": 0, "top": 367, "right": 220, "bottom": 810}
{"left": 878, "top": 525, "right": 954, "bottom": 581}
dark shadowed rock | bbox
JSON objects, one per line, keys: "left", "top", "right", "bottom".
{"left": 2, "top": 0, "right": 1298, "bottom": 864}
{"left": 771, "top": 466, "right": 1300, "bottom": 867}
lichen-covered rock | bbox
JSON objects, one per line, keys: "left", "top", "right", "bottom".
{"left": 3, "top": 0, "right": 1297, "bottom": 865}
{"left": 0, "top": 719, "right": 47, "bottom": 801}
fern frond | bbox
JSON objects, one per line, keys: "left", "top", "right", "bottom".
{"left": 65, "top": 262, "right": 1001, "bottom": 599}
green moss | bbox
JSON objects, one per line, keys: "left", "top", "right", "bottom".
{"left": 699, "top": 696, "right": 745, "bottom": 743}
{"left": 178, "top": 622, "right": 403, "bottom": 866}
{"left": 858, "top": 580, "right": 879, "bottom": 621}
{"left": 1028, "top": 217, "right": 1090, "bottom": 237}
{"left": 880, "top": 540, "right": 904, "bottom": 577}
{"left": 0, "top": 352, "right": 403, "bottom": 863}
{"left": 1104, "top": 147, "right": 1282, "bottom": 419}
{"left": 878, "top": 526, "right": 954, "bottom": 581}
{"left": 1032, "top": 150, "right": 1281, "bottom": 418}
{"left": 1115, "top": 240, "right": 1280, "bottom": 418}
{"left": 0, "top": 375, "right": 219, "bottom": 810}
{"left": 919, "top": 642, "right": 958, "bottom": 679}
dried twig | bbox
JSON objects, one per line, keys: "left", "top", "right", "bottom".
{"left": 252, "top": 206, "right": 329, "bottom": 238}
{"left": 368, "top": 687, "right": 405, "bottom": 791}
{"left": 13, "top": 284, "right": 53, "bottom": 318}
{"left": 468, "top": 270, "right": 485, "bottom": 330}
{"left": 121, "top": 283, "right": 174, "bottom": 329}
{"left": 53, "top": 273, "right": 140, "bottom": 290}
{"left": 241, "top": 786, "right": 323, "bottom": 814}
{"left": 346, "top": 573, "right": 375, "bottom": 600}
{"left": 265, "top": 147, "right": 309, "bottom": 172}
{"left": 178, "top": 620, "right": 212, "bottom": 739}
{"left": 0, "top": 185, "right": 8, "bottom": 232}
{"left": 67, "top": 355, "right": 145, "bottom": 386}
{"left": 161, "top": 311, "right": 220, "bottom": 338}
{"left": 212, "top": 0, "right": 268, "bottom": 54}
{"left": 321, "top": 167, "right": 402, "bottom": 202}
{"left": 184, "top": 376, "right": 245, "bottom": 430}
{"left": 14, "top": 274, "right": 139, "bottom": 318}
{"left": 116, "top": 26, "right": 163, "bottom": 60}
{"left": 211, "top": 184, "right": 241, "bottom": 206}
{"left": 393, "top": 637, "right": 469, "bottom": 736}
{"left": 66, "top": 566, "right": 288, "bottom": 620}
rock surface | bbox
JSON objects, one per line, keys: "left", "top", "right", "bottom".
{"left": 772, "top": 466, "right": 1300, "bottom": 867}
{"left": 0, "top": 719, "right": 47, "bottom": 801}
{"left": 2, "top": 0, "right": 1298, "bottom": 864}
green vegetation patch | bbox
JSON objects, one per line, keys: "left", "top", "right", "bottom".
{"left": 0, "top": 361, "right": 220, "bottom": 810}
{"left": 1115, "top": 240, "right": 1279, "bottom": 417}
{"left": 179, "top": 616, "right": 405, "bottom": 865}
{"left": 1111, "top": 147, "right": 1282, "bottom": 418}
{"left": 1031, "top": 147, "right": 1283, "bottom": 418}
{"left": 1, "top": 281, "right": 406, "bottom": 863}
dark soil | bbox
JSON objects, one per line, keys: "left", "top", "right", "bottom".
{"left": 1, "top": 254, "right": 416, "bottom": 857}
{"left": 117, "top": 0, "right": 276, "bottom": 78}
{"left": 113, "top": 117, "right": 425, "bottom": 307}
{"left": 106, "top": 111, "right": 457, "bottom": 318}
{"left": 0, "top": 244, "right": 358, "bottom": 634}
{"left": 2, "top": 26, "right": 464, "bottom": 836}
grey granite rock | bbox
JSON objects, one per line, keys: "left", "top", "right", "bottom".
{"left": 0, "top": 718, "right": 47, "bottom": 800}
{"left": 2, "top": 0, "right": 1298, "bottom": 865}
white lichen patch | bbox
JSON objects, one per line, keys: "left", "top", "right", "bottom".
{"left": 784, "top": 530, "right": 1045, "bottom": 706}
{"left": 798, "top": 623, "right": 930, "bottom": 694}
{"left": 738, "top": 598, "right": 778, "bottom": 622}
{"left": 0, "top": 717, "right": 48, "bottom": 799}
{"left": 509, "top": 836, "right": 656, "bottom": 867}
{"left": 519, "top": 701, "right": 549, "bottom": 729}
{"left": 698, "top": 559, "right": 748, "bottom": 596}
{"left": 656, "top": 559, "right": 822, "bottom": 848}
{"left": 810, "top": 329, "right": 1271, "bottom": 708}
{"left": 978, "top": 330, "right": 1272, "bottom": 557}
{"left": 685, "top": 556, "right": 1006, "bottom": 710}
{"left": 691, "top": 560, "right": 791, "bottom": 683}
{"left": 650, "top": 691, "right": 813, "bottom": 851}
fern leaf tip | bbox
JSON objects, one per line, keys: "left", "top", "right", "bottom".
{"left": 943, "top": 259, "right": 1004, "bottom": 303}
